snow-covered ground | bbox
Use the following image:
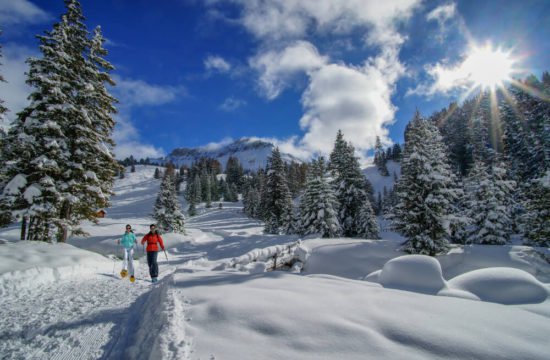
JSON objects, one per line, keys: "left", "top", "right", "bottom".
{"left": 1, "top": 165, "right": 549, "bottom": 359}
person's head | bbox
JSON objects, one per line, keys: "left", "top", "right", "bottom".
{"left": 150, "top": 224, "right": 156, "bottom": 233}
{"left": 125, "top": 224, "right": 132, "bottom": 232}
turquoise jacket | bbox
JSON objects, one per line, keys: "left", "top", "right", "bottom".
{"left": 120, "top": 232, "right": 137, "bottom": 249}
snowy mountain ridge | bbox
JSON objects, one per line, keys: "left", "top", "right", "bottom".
{"left": 152, "top": 138, "right": 302, "bottom": 170}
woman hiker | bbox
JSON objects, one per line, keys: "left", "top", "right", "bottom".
{"left": 141, "top": 224, "right": 165, "bottom": 283}
{"left": 118, "top": 224, "right": 137, "bottom": 282}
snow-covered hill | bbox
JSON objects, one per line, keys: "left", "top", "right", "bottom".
{"left": 363, "top": 160, "right": 401, "bottom": 196}
{"left": 153, "top": 138, "right": 302, "bottom": 171}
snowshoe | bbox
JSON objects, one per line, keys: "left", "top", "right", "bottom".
{"left": 130, "top": 275, "right": 135, "bottom": 283}
{"left": 120, "top": 269, "right": 128, "bottom": 278}
{"left": 151, "top": 278, "right": 158, "bottom": 283}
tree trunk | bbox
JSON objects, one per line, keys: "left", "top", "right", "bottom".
{"left": 20, "top": 216, "right": 27, "bottom": 241}
{"left": 59, "top": 204, "right": 72, "bottom": 243}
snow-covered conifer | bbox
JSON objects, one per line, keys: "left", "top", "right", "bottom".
{"left": 263, "top": 147, "right": 293, "bottom": 234}
{"left": 328, "top": 131, "right": 375, "bottom": 237}
{"left": 357, "top": 200, "right": 379, "bottom": 239}
{"left": 392, "top": 112, "right": 460, "bottom": 256}
{"left": 299, "top": 157, "right": 341, "bottom": 238}
{"left": 524, "top": 170, "right": 550, "bottom": 247}
{"left": 153, "top": 168, "right": 185, "bottom": 233}
{"left": 465, "top": 159, "right": 515, "bottom": 245}
{"left": 374, "top": 136, "right": 389, "bottom": 176}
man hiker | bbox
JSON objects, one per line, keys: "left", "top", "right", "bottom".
{"left": 141, "top": 224, "right": 165, "bottom": 283}
{"left": 118, "top": 224, "right": 137, "bottom": 283}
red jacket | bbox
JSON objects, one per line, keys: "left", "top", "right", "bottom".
{"left": 141, "top": 232, "right": 165, "bottom": 252}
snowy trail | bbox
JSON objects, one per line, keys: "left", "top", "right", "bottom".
{"left": 0, "top": 205, "right": 276, "bottom": 360}
{"left": 0, "top": 258, "right": 160, "bottom": 360}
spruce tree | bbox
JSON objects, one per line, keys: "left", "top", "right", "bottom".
{"left": 299, "top": 157, "right": 341, "bottom": 238}
{"left": 226, "top": 156, "right": 244, "bottom": 192}
{"left": 154, "top": 168, "right": 161, "bottom": 179}
{"left": 357, "top": 200, "right": 380, "bottom": 239}
{"left": 524, "top": 170, "right": 550, "bottom": 247}
{"left": 0, "top": 36, "right": 7, "bottom": 131}
{"left": 153, "top": 168, "right": 185, "bottom": 233}
{"left": 0, "top": 9, "right": 76, "bottom": 241}
{"left": 374, "top": 136, "right": 389, "bottom": 176}
{"left": 465, "top": 159, "right": 515, "bottom": 245}
{"left": 392, "top": 112, "right": 460, "bottom": 256}
{"left": 328, "top": 131, "right": 375, "bottom": 237}
{"left": 263, "top": 147, "right": 293, "bottom": 234}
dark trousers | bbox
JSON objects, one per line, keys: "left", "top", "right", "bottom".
{"left": 146, "top": 251, "right": 159, "bottom": 278}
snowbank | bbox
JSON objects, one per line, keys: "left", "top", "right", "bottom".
{"left": 301, "top": 238, "right": 550, "bottom": 283}
{"left": 0, "top": 241, "right": 111, "bottom": 295}
{"left": 448, "top": 267, "right": 549, "bottom": 305}
{"left": 156, "top": 270, "right": 550, "bottom": 360}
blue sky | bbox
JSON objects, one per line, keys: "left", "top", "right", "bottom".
{"left": 1, "top": 0, "right": 549, "bottom": 161}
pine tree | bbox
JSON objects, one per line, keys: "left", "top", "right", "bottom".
{"left": 465, "top": 159, "right": 515, "bottom": 245}
{"left": 524, "top": 170, "right": 550, "bottom": 247}
{"left": 328, "top": 131, "right": 375, "bottom": 237}
{"left": 0, "top": 35, "right": 7, "bottom": 131}
{"left": 243, "top": 185, "right": 261, "bottom": 218}
{"left": 263, "top": 147, "right": 293, "bottom": 234}
{"left": 59, "top": 23, "right": 122, "bottom": 242}
{"left": 154, "top": 168, "right": 161, "bottom": 179}
{"left": 299, "top": 157, "right": 341, "bottom": 238}
{"left": 374, "top": 136, "right": 389, "bottom": 176}
{"left": 357, "top": 200, "right": 379, "bottom": 239}
{"left": 188, "top": 200, "right": 197, "bottom": 217}
{"left": 226, "top": 156, "right": 244, "bottom": 192}
{"left": 0, "top": 8, "right": 80, "bottom": 241}
{"left": 392, "top": 143, "right": 402, "bottom": 161}
{"left": 153, "top": 168, "right": 185, "bottom": 233}
{"left": 392, "top": 112, "right": 460, "bottom": 256}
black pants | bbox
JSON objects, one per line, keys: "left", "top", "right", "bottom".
{"left": 146, "top": 251, "right": 159, "bottom": 278}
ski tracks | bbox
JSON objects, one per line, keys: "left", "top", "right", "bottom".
{"left": 0, "top": 268, "right": 152, "bottom": 359}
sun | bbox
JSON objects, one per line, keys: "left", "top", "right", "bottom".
{"left": 462, "top": 44, "right": 515, "bottom": 90}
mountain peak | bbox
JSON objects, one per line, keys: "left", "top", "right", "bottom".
{"left": 159, "top": 138, "right": 300, "bottom": 170}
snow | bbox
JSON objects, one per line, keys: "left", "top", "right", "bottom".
{"left": 378, "top": 255, "right": 447, "bottom": 294}
{"left": 448, "top": 267, "right": 549, "bottom": 305}
{"left": 0, "top": 164, "right": 549, "bottom": 359}
{"left": 2, "top": 174, "right": 27, "bottom": 195}
{"left": 363, "top": 160, "right": 401, "bottom": 195}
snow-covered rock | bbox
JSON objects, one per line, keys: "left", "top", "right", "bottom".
{"left": 447, "top": 267, "right": 549, "bottom": 305}
{"left": 377, "top": 255, "right": 447, "bottom": 294}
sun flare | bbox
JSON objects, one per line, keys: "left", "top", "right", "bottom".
{"left": 463, "top": 44, "right": 515, "bottom": 90}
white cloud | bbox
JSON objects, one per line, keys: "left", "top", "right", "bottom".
{"left": 208, "top": 0, "right": 420, "bottom": 157}
{"left": 246, "top": 136, "right": 314, "bottom": 161}
{"left": 426, "top": 2, "right": 457, "bottom": 42}
{"left": 249, "top": 41, "right": 328, "bottom": 99}
{"left": 112, "top": 75, "right": 187, "bottom": 107}
{"left": 219, "top": 97, "right": 247, "bottom": 112}
{"left": 229, "top": 0, "right": 419, "bottom": 45}
{"left": 201, "top": 137, "right": 235, "bottom": 151}
{"left": 300, "top": 48, "right": 403, "bottom": 155}
{"left": 0, "top": 44, "right": 36, "bottom": 122}
{"left": 0, "top": 0, "right": 51, "bottom": 26}
{"left": 426, "top": 2, "right": 457, "bottom": 24}
{"left": 204, "top": 55, "right": 232, "bottom": 73}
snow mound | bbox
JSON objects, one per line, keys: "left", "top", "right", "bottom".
{"left": 448, "top": 267, "right": 549, "bottom": 305}
{"left": 0, "top": 241, "right": 111, "bottom": 295}
{"left": 378, "top": 255, "right": 447, "bottom": 294}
